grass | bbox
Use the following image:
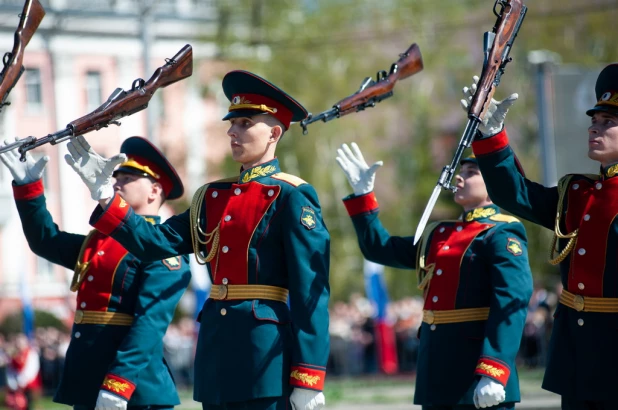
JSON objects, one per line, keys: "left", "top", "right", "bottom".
{"left": 10, "top": 367, "right": 551, "bottom": 409}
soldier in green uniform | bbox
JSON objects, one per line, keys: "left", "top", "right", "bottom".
{"left": 461, "top": 65, "right": 618, "bottom": 410}
{"left": 0, "top": 136, "right": 191, "bottom": 410}
{"left": 62, "top": 71, "right": 330, "bottom": 410}
{"left": 335, "top": 142, "right": 533, "bottom": 409}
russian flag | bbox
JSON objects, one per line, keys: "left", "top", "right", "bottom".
{"left": 364, "top": 260, "right": 398, "bottom": 374}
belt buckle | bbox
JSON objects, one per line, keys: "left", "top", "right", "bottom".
{"left": 573, "top": 295, "right": 585, "bottom": 312}
{"left": 424, "top": 310, "right": 435, "bottom": 325}
{"left": 74, "top": 309, "right": 84, "bottom": 324}
{"left": 215, "top": 284, "right": 228, "bottom": 300}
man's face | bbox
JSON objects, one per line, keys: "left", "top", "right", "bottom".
{"left": 113, "top": 172, "right": 158, "bottom": 209}
{"left": 453, "top": 163, "right": 489, "bottom": 208}
{"left": 588, "top": 111, "right": 618, "bottom": 166}
{"left": 227, "top": 115, "right": 278, "bottom": 167}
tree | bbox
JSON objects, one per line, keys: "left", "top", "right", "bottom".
{"left": 208, "top": 0, "right": 618, "bottom": 300}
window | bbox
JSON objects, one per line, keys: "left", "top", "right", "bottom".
{"left": 85, "top": 71, "right": 102, "bottom": 111}
{"left": 25, "top": 68, "right": 42, "bottom": 112}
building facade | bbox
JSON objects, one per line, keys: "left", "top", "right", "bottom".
{"left": 0, "top": 0, "right": 237, "bottom": 324}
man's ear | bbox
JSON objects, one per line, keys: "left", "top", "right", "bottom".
{"left": 269, "top": 124, "right": 283, "bottom": 143}
{"left": 150, "top": 181, "right": 164, "bottom": 202}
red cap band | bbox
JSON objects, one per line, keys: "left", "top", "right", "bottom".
{"left": 229, "top": 93, "right": 293, "bottom": 129}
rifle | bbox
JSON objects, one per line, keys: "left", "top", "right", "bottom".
{"left": 413, "top": 0, "right": 527, "bottom": 245}
{"left": 0, "top": 0, "right": 46, "bottom": 112}
{"left": 300, "top": 43, "right": 423, "bottom": 134}
{"left": 0, "top": 44, "right": 193, "bottom": 161}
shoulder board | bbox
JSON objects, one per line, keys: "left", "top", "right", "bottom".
{"left": 270, "top": 172, "right": 307, "bottom": 187}
{"left": 208, "top": 176, "right": 239, "bottom": 185}
{"left": 489, "top": 214, "right": 520, "bottom": 223}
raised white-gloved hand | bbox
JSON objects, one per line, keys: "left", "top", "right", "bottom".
{"left": 0, "top": 138, "right": 49, "bottom": 185}
{"left": 461, "top": 75, "right": 518, "bottom": 137}
{"left": 95, "top": 390, "right": 127, "bottom": 410}
{"left": 290, "top": 388, "right": 325, "bottom": 410}
{"left": 335, "top": 142, "right": 383, "bottom": 196}
{"left": 64, "top": 136, "right": 126, "bottom": 200}
{"left": 473, "top": 376, "right": 506, "bottom": 409}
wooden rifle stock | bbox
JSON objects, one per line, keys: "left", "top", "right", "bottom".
{"left": 469, "top": 0, "right": 526, "bottom": 120}
{"left": 336, "top": 43, "right": 423, "bottom": 115}
{"left": 0, "top": 0, "right": 46, "bottom": 111}
{"left": 5, "top": 44, "right": 193, "bottom": 160}
{"left": 300, "top": 43, "right": 423, "bottom": 133}
{"left": 70, "top": 44, "right": 193, "bottom": 135}
{"left": 413, "top": 0, "right": 527, "bottom": 245}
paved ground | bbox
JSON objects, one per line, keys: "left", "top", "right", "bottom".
{"left": 35, "top": 370, "right": 562, "bottom": 409}
{"left": 327, "top": 384, "right": 561, "bottom": 410}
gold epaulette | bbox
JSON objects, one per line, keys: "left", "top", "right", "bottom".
{"left": 270, "top": 172, "right": 307, "bottom": 187}
{"left": 489, "top": 214, "right": 520, "bottom": 223}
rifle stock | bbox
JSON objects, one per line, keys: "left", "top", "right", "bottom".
{"left": 413, "top": 0, "right": 527, "bottom": 245}
{"left": 336, "top": 43, "right": 423, "bottom": 115}
{"left": 469, "top": 0, "right": 525, "bottom": 120}
{"left": 1, "top": 44, "right": 193, "bottom": 160}
{"left": 0, "top": 0, "right": 46, "bottom": 111}
{"left": 69, "top": 44, "right": 193, "bottom": 135}
{"left": 300, "top": 43, "right": 423, "bottom": 133}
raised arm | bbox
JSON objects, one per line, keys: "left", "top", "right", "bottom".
{"left": 0, "top": 140, "right": 84, "bottom": 268}
{"left": 461, "top": 78, "right": 558, "bottom": 229}
{"left": 61, "top": 135, "right": 193, "bottom": 261}
{"left": 336, "top": 142, "right": 418, "bottom": 268}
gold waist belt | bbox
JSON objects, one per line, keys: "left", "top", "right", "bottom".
{"left": 209, "top": 284, "right": 289, "bottom": 303}
{"left": 74, "top": 310, "right": 134, "bottom": 326}
{"left": 422, "top": 307, "right": 490, "bottom": 325}
{"left": 559, "top": 289, "right": 618, "bottom": 313}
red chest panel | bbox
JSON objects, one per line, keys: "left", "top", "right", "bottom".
{"left": 565, "top": 178, "right": 618, "bottom": 296}
{"left": 205, "top": 182, "right": 280, "bottom": 284}
{"left": 424, "top": 221, "right": 492, "bottom": 310}
{"left": 76, "top": 232, "right": 128, "bottom": 311}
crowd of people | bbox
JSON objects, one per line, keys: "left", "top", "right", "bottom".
{"left": 0, "top": 282, "right": 559, "bottom": 408}
{"left": 328, "top": 282, "right": 559, "bottom": 377}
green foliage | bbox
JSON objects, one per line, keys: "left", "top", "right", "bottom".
{"left": 208, "top": 0, "right": 618, "bottom": 301}
{"left": 0, "top": 310, "right": 67, "bottom": 337}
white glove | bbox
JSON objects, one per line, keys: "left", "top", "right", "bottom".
{"left": 95, "top": 390, "right": 127, "bottom": 410}
{"left": 460, "top": 75, "right": 518, "bottom": 137}
{"left": 335, "top": 142, "right": 383, "bottom": 196}
{"left": 0, "top": 138, "right": 49, "bottom": 185}
{"left": 64, "top": 136, "right": 126, "bottom": 200}
{"left": 290, "top": 388, "right": 325, "bottom": 410}
{"left": 473, "top": 376, "right": 506, "bottom": 409}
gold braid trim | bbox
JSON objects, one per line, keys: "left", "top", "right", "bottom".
{"left": 190, "top": 184, "right": 220, "bottom": 265}
{"left": 229, "top": 103, "right": 277, "bottom": 115}
{"left": 549, "top": 175, "right": 578, "bottom": 265}
{"left": 70, "top": 230, "right": 98, "bottom": 292}
{"left": 416, "top": 221, "right": 441, "bottom": 291}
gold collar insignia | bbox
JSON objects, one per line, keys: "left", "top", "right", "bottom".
{"left": 604, "top": 163, "right": 618, "bottom": 178}
{"left": 464, "top": 206, "right": 497, "bottom": 222}
{"left": 241, "top": 164, "right": 277, "bottom": 183}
